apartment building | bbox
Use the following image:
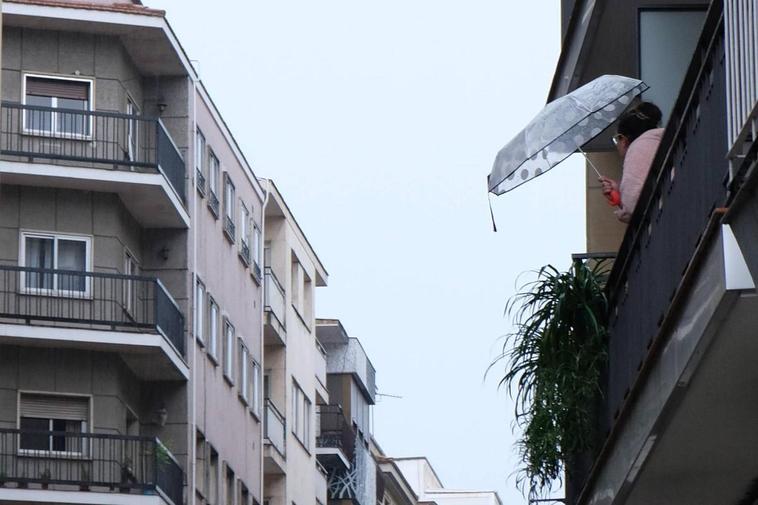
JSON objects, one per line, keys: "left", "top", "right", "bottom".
{"left": 315, "top": 319, "right": 378, "bottom": 505}
{"left": 551, "top": 1, "right": 758, "bottom": 504}
{"left": 260, "top": 179, "right": 330, "bottom": 505}
{"left": 0, "top": 1, "right": 265, "bottom": 504}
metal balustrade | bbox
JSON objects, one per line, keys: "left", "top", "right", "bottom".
{"left": 0, "top": 265, "right": 185, "bottom": 357}
{"left": 725, "top": 0, "right": 758, "bottom": 150}
{"left": 316, "top": 404, "right": 355, "bottom": 464}
{"left": 0, "top": 102, "right": 186, "bottom": 202}
{"left": 264, "top": 400, "right": 286, "bottom": 457}
{"left": 0, "top": 429, "right": 183, "bottom": 505}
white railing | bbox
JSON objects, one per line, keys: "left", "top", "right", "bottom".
{"left": 315, "top": 339, "right": 328, "bottom": 389}
{"left": 725, "top": 0, "right": 758, "bottom": 157}
{"left": 264, "top": 399, "right": 286, "bottom": 457}
{"left": 264, "top": 267, "right": 286, "bottom": 328}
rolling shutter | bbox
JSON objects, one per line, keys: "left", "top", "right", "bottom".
{"left": 19, "top": 393, "right": 89, "bottom": 421}
{"left": 26, "top": 77, "right": 90, "bottom": 100}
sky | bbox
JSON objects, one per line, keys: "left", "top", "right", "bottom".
{"left": 149, "top": 1, "right": 586, "bottom": 503}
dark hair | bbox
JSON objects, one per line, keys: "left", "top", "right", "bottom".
{"left": 617, "top": 102, "right": 662, "bottom": 142}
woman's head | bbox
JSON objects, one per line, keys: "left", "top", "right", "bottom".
{"left": 613, "top": 102, "right": 662, "bottom": 157}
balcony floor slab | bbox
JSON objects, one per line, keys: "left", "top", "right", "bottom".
{"left": 0, "top": 488, "right": 172, "bottom": 505}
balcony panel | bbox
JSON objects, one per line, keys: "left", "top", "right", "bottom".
{"left": 0, "top": 103, "right": 188, "bottom": 229}
{"left": 0, "top": 266, "right": 187, "bottom": 381}
{"left": 316, "top": 404, "right": 353, "bottom": 472}
{"left": 0, "top": 430, "right": 183, "bottom": 505}
{"left": 263, "top": 399, "right": 286, "bottom": 475}
{"left": 264, "top": 268, "right": 286, "bottom": 346}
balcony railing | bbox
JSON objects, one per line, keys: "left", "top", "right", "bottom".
{"left": 725, "top": 0, "right": 758, "bottom": 150}
{"left": 264, "top": 268, "right": 286, "bottom": 329}
{"left": 0, "top": 102, "right": 186, "bottom": 203}
{"left": 0, "top": 429, "right": 183, "bottom": 505}
{"left": 0, "top": 265, "right": 185, "bottom": 357}
{"left": 569, "top": 3, "right": 729, "bottom": 502}
{"left": 316, "top": 404, "right": 355, "bottom": 464}
{"left": 264, "top": 399, "right": 286, "bottom": 458}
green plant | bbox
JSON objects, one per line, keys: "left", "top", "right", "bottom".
{"left": 155, "top": 443, "right": 170, "bottom": 467}
{"left": 493, "top": 260, "right": 609, "bottom": 498}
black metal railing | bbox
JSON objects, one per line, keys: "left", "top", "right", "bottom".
{"left": 567, "top": 3, "right": 728, "bottom": 503}
{"left": 0, "top": 102, "right": 186, "bottom": 202}
{"left": 0, "top": 265, "right": 185, "bottom": 357}
{"left": 316, "top": 404, "right": 355, "bottom": 464}
{"left": 208, "top": 192, "right": 220, "bottom": 217}
{"left": 0, "top": 429, "right": 183, "bottom": 505}
{"left": 196, "top": 168, "right": 207, "bottom": 197}
{"left": 223, "top": 216, "right": 236, "bottom": 242}
{"left": 240, "top": 242, "right": 251, "bottom": 266}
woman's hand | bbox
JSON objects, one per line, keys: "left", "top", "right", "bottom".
{"left": 599, "top": 176, "right": 621, "bottom": 206}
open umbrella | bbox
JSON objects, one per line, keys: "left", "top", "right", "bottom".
{"left": 488, "top": 75, "right": 649, "bottom": 197}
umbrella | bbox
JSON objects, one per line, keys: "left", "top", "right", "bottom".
{"left": 488, "top": 75, "right": 649, "bottom": 196}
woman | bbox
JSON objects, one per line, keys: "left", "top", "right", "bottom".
{"left": 599, "top": 102, "right": 664, "bottom": 223}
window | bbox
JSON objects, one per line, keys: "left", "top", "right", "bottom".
{"left": 239, "top": 202, "right": 250, "bottom": 264}
{"left": 126, "top": 97, "right": 140, "bottom": 161}
{"left": 208, "top": 150, "right": 221, "bottom": 216}
{"left": 291, "top": 382, "right": 311, "bottom": 449}
{"left": 124, "top": 251, "right": 139, "bottom": 314}
{"left": 195, "top": 279, "right": 206, "bottom": 345}
{"left": 209, "top": 297, "right": 219, "bottom": 362}
{"left": 251, "top": 360, "right": 261, "bottom": 418}
{"left": 223, "top": 319, "right": 235, "bottom": 382}
{"left": 19, "top": 393, "right": 89, "bottom": 455}
{"left": 239, "top": 482, "right": 250, "bottom": 505}
{"left": 24, "top": 75, "right": 92, "bottom": 136}
{"left": 291, "top": 257, "right": 303, "bottom": 314}
{"left": 239, "top": 340, "right": 250, "bottom": 404}
{"left": 196, "top": 129, "right": 207, "bottom": 195}
{"left": 196, "top": 432, "right": 207, "bottom": 498}
{"left": 223, "top": 174, "right": 236, "bottom": 241}
{"left": 20, "top": 232, "right": 91, "bottom": 295}
{"left": 252, "top": 225, "right": 262, "bottom": 278}
{"left": 225, "top": 464, "right": 235, "bottom": 505}
{"left": 209, "top": 446, "right": 219, "bottom": 505}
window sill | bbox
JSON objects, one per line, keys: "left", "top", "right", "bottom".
{"left": 223, "top": 373, "right": 234, "bottom": 387}
{"left": 223, "top": 218, "right": 236, "bottom": 244}
{"left": 249, "top": 407, "right": 261, "bottom": 423}
{"left": 208, "top": 352, "right": 219, "bottom": 367}
{"left": 195, "top": 335, "right": 205, "bottom": 348}
{"left": 238, "top": 392, "right": 249, "bottom": 407}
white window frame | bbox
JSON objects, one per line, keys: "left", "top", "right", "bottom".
{"left": 239, "top": 339, "right": 249, "bottom": 404}
{"left": 195, "top": 129, "right": 206, "bottom": 173}
{"left": 223, "top": 319, "right": 235, "bottom": 382}
{"left": 195, "top": 279, "right": 206, "bottom": 345}
{"left": 224, "top": 174, "right": 236, "bottom": 223}
{"left": 252, "top": 225, "right": 262, "bottom": 273}
{"left": 17, "top": 391, "right": 92, "bottom": 458}
{"left": 208, "top": 296, "right": 219, "bottom": 363}
{"left": 124, "top": 249, "right": 139, "bottom": 315}
{"left": 291, "top": 382, "right": 311, "bottom": 449}
{"left": 22, "top": 73, "right": 95, "bottom": 140}
{"left": 19, "top": 231, "right": 92, "bottom": 297}
{"left": 209, "top": 150, "right": 220, "bottom": 196}
{"left": 240, "top": 202, "right": 250, "bottom": 249}
{"left": 126, "top": 95, "right": 140, "bottom": 162}
{"left": 251, "top": 360, "right": 261, "bottom": 419}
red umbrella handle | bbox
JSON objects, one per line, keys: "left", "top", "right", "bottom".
{"left": 607, "top": 189, "right": 621, "bottom": 207}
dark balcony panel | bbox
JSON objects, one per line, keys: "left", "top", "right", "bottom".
{"left": 0, "top": 429, "right": 183, "bottom": 505}
{"left": 0, "top": 102, "right": 186, "bottom": 204}
{"left": 0, "top": 265, "right": 185, "bottom": 357}
{"left": 196, "top": 168, "right": 207, "bottom": 197}
{"left": 316, "top": 404, "right": 355, "bottom": 464}
{"left": 208, "top": 192, "right": 220, "bottom": 217}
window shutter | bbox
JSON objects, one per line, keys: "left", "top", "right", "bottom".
{"left": 20, "top": 394, "right": 89, "bottom": 421}
{"left": 26, "top": 77, "right": 90, "bottom": 100}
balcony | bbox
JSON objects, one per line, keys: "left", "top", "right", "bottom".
{"left": 567, "top": 3, "right": 758, "bottom": 505}
{"left": 316, "top": 404, "right": 354, "bottom": 472}
{"left": 263, "top": 399, "right": 286, "bottom": 475}
{"left": 0, "top": 265, "right": 187, "bottom": 380}
{"left": 263, "top": 268, "right": 286, "bottom": 346}
{"left": 0, "top": 102, "right": 188, "bottom": 229}
{"left": 0, "top": 429, "right": 183, "bottom": 505}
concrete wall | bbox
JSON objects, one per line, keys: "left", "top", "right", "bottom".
{"left": 191, "top": 89, "right": 264, "bottom": 502}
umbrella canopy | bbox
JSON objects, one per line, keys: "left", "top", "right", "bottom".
{"left": 488, "top": 75, "right": 648, "bottom": 195}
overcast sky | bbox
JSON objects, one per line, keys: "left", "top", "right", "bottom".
{"left": 149, "top": 1, "right": 586, "bottom": 503}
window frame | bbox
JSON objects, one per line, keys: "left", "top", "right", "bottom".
{"left": 250, "top": 359, "right": 261, "bottom": 419}
{"left": 291, "top": 381, "right": 311, "bottom": 451}
{"left": 17, "top": 391, "right": 92, "bottom": 458}
{"left": 195, "top": 278, "right": 206, "bottom": 346}
{"left": 19, "top": 231, "right": 93, "bottom": 297}
{"left": 223, "top": 318, "right": 235, "bottom": 383}
{"left": 123, "top": 248, "right": 140, "bottom": 315}
{"left": 22, "top": 73, "right": 95, "bottom": 140}
{"left": 195, "top": 128, "right": 207, "bottom": 196}
{"left": 208, "top": 296, "right": 220, "bottom": 364}
{"left": 239, "top": 339, "right": 250, "bottom": 404}
{"left": 223, "top": 173, "right": 236, "bottom": 242}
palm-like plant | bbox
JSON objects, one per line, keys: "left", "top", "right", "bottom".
{"left": 495, "top": 260, "right": 609, "bottom": 498}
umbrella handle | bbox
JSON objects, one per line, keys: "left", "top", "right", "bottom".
{"left": 608, "top": 189, "right": 621, "bottom": 207}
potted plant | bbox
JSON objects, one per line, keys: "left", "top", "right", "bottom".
{"left": 79, "top": 465, "right": 90, "bottom": 491}
{"left": 40, "top": 469, "right": 51, "bottom": 490}
{"left": 492, "top": 259, "right": 609, "bottom": 499}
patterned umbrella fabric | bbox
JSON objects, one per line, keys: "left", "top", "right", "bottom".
{"left": 488, "top": 75, "right": 648, "bottom": 195}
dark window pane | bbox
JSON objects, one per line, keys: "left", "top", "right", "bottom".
{"left": 19, "top": 417, "right": 50, "bottom": 450}
{"left": 24, "top": 237, "right": 54, "bottom": 290}
{"left": 56, "top": 98, "right": 89, "bottom": 136}
{"left": 25, "top": 95, "right": 53, "bottom": 132}
{"left": 52, "top": 418, "right": 66, "bottom": 451}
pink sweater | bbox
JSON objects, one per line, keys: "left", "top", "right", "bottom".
{"left": 615, "top": 128, "right": 664, "bottom": 223}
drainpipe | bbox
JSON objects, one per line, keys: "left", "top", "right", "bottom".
{"left": 189, "top": 66, "right": 199, "bottom": 505}
{"left": 259, "top": 179, "right": 270, "bottom": 504}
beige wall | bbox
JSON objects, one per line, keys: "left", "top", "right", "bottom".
{"left": 586, "top": 152, "right": 627, "bottom": 253}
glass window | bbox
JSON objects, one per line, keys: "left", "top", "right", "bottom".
{"left": 21, "top": 233, "right": 90, "bottom": 294}
{"left": 224, "top": 175, "right": 236, "bottom": 222}
{"left": 209, "top": 297, "right": 219, "bottom": 361}
{"left": 195, "top": 280, "right": 206, "bottom": 344}
{"left": 291, "top": 383, "right": 311, "bottom": 448}
{"left": 240, "top": 203, "right": 250, "bottom": 247}
{"left": 253, "top": 226, "right": 262, "bottom": 270}
{"left": 251, "top": 360, "right": 261, "bottom": 417}
{"left": 239, "top": 341, "right": 249, "bottom": 403}
{"left": 209, "top": 151, "right": 220, "bottom": 195}
{"left": 24, "top": 76, "right": 91, "bottom": 136}
{"left": 224, "top": 320, "right": 235, "bottom": 380}
{"left": 196, "top": 129, "right": 206, "bottom": 172}
{"left": 18, "top": 393, "right": 89, "bottom": 455}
